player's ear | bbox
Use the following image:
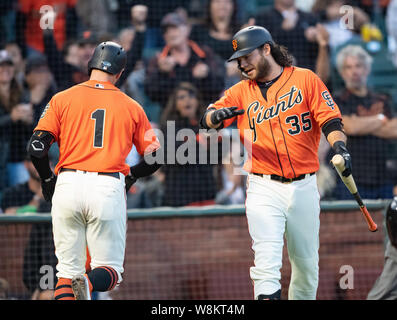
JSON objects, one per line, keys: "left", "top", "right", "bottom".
{"left": 263, "top": 43, "right": 271, "bottom": 56}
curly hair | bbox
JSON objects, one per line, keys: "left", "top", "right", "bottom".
{"left": 269, "top": 43, "right": 294, "bottom": 67}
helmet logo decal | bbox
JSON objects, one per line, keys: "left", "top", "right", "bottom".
{"left": 232, "top": 39, "right": 238, "bottom": 51}
{"left": 101, "top": 61, "right": 111, "bottom": 70}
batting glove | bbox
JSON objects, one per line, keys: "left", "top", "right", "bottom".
{"left": 210, "top": 107, "right": 244, "bottom": 125}
{"left": 125, "top": 174, "right": 138, "bottom": 193}
{"left": 41, "top": 174, "right": 57, "bottom": 202}
{"left": 333, "top": 141, "right": 352, "bottom": 177}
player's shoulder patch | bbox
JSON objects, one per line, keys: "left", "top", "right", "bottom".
{"left": 40, "top": 103, "right": 50, "bottom": 119}
{"left": 321, "top": 90, "right": 335, "bottom": 110}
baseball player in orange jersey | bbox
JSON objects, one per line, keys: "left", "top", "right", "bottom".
{"left": 27, "top": 42, "right": 161, "bottom": 300}
{"left": 200, "top": 26, "right": 353, "bottom": 300}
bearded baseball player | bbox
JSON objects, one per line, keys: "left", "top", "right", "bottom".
{"left": 27, "top": 42, "right": 161, "bottom": 300}
{"left": 200, "top": 26, "right": 352, "bottom": 300}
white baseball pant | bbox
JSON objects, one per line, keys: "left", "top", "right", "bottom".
{"left": 51, "top": 170, "right": 127, "bottom": 283}
{"left": 245, "top": 173, "right": 320, "bottom": 300}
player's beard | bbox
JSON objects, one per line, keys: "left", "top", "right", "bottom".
{"left": 255, "top": 55, "right": 271, "bottom": 81}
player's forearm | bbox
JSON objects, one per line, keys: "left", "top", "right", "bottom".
{"left": 30, "top": 154, "right": 53, "bottom": 180}
{"left": 326, "top": 129, "right": 347, "bottom": 148}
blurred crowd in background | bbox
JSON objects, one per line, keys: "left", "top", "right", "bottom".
{"left": 1, "top": 0, "right": 397, "bottom": 215}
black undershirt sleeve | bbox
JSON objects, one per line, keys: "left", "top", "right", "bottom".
{"left": 27, "top": 130, "right": 55, "bottom": 180}
{"left": 30, "top": 154, "right": 53, "bottom": 180}
{"left": 130, "top": 149, "right": 162, "bottom": 178}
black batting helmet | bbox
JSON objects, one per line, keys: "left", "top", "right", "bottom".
{"left": 228, "top": 26, "right": 274, "bottom": 62}
{"left": 88, "top": 41, "right": 127, "bottom": 75}
{"left": 386, "top": 196, "right": 397, "bottom": 248}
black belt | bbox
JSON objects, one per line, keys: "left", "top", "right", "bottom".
{"left": 60, "top": 168, "right": 120, "bottom": 179}
{"left": 252, "top": 172, "right": 315, "bottom": 183}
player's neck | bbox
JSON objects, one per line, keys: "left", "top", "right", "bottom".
{"left": 257, "top": 64, "right": 284, "bottom": 83}
{"left": 89, "top": 70, "right": 117, "bottom": 84}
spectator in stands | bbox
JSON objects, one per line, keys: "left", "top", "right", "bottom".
{"left": 42, "top": 28, "right": 90, "bottom": 90}
{"left": 312, "top": 1, "right": 356, "bottom": 51}
{"left": 190, "top": 0, "right": 242, "bottom": 89}
{"left": 386, "top": 0, "right": 397, "bottom": 68}
{"left": 17, "top": 0, "right": 78, "bottom": 57}
{"left": 116, "top": 5, "right": 147, "bottom": 89}
{"left": 76, "top": 32, "right": 97, "bottom": 75}
{"left": 1, "top": 155, "right": 43, "bottom": 214}
{"left": 6, "top": 101, "right": 33, "bottom": 188}
{"left": 312, "top": 1, "right": 371, "bottom": 57}
{"left": 160, "top": 82, "right": 220, "bottom": 207}
{"left": 0, "top": 1, "right": 17, "bottom": 47}
{"left": 0, "top": 50, "right": 32, "bottom": 189}
{"left": 331, "top": 45, "right": 397, "bottom": 199}
{"left": 75, "top": 0, "right": 118, "bottom": 36}
{"left": 5, "top": 42, "right": 25, "bottom": 87}
{"left": 23, "top": 54, "right": 57, "bottom": 123}
{"left": 253, "top": 0, "right": 331, "bottom": 82}
{"left": 191, "top": 0, "right": 240, "bottom": 62}
{"left": 215, "top": 133, "right": 246, "bottom": 205}
{"left": 1, "top": 154, "right": 57, "bottom": 299}
{"left": 144, "top": 12, "right": 225, "bottom": 111}
{"left": 116, "top": 0, "right": 192, "bottom": 50}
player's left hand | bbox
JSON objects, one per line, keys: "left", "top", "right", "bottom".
{"left": 41, "top": 174, "right": 57, "bottom": 202}
{"left": 125, "top": 175, "right": 138, "bottom": 193}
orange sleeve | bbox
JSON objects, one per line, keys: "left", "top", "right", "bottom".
{"left": 34, "top": 97, "right": 61, "bottom": 141}
{"left": 133, "top": 107, "right": 160, "bottom": 156}
{"left": 207, "top": 84, "right": 242, "bottom": 128}
{"left": 305, "top": 70, "right": 342, "bottom": 127}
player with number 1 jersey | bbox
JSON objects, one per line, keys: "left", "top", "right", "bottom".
{"left": 28, "top": 41, "right": 160, "bottom": 300}
{"left": 35, "top": 79, "right": 157, "bottom": 176}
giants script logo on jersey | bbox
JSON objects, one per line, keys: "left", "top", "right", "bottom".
{"left": 247, "top": 86, "right": 303, "bottom": 142}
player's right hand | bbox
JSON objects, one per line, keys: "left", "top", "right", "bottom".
{"left": 210, "top": 107, "right": 244, "bottom": 125}
{"left": 333, "top": 141, "right": 352, "bottom": 177}
{"left": 125, "top": 174, "right": 138, "bottom": 193}
{"left": 41, "top": 174, "right": 57, "bottom": 202}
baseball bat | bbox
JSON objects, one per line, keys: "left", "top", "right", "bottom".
{"left": 331, "top": 154, "right": 378, "bottom": 232}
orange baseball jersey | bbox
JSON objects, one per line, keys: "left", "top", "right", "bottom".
{"left": 34, "top": 80, "right": 159, "bottom": 176}
{"left": 209, "top": 66, "right": 342, "bottom": 178}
